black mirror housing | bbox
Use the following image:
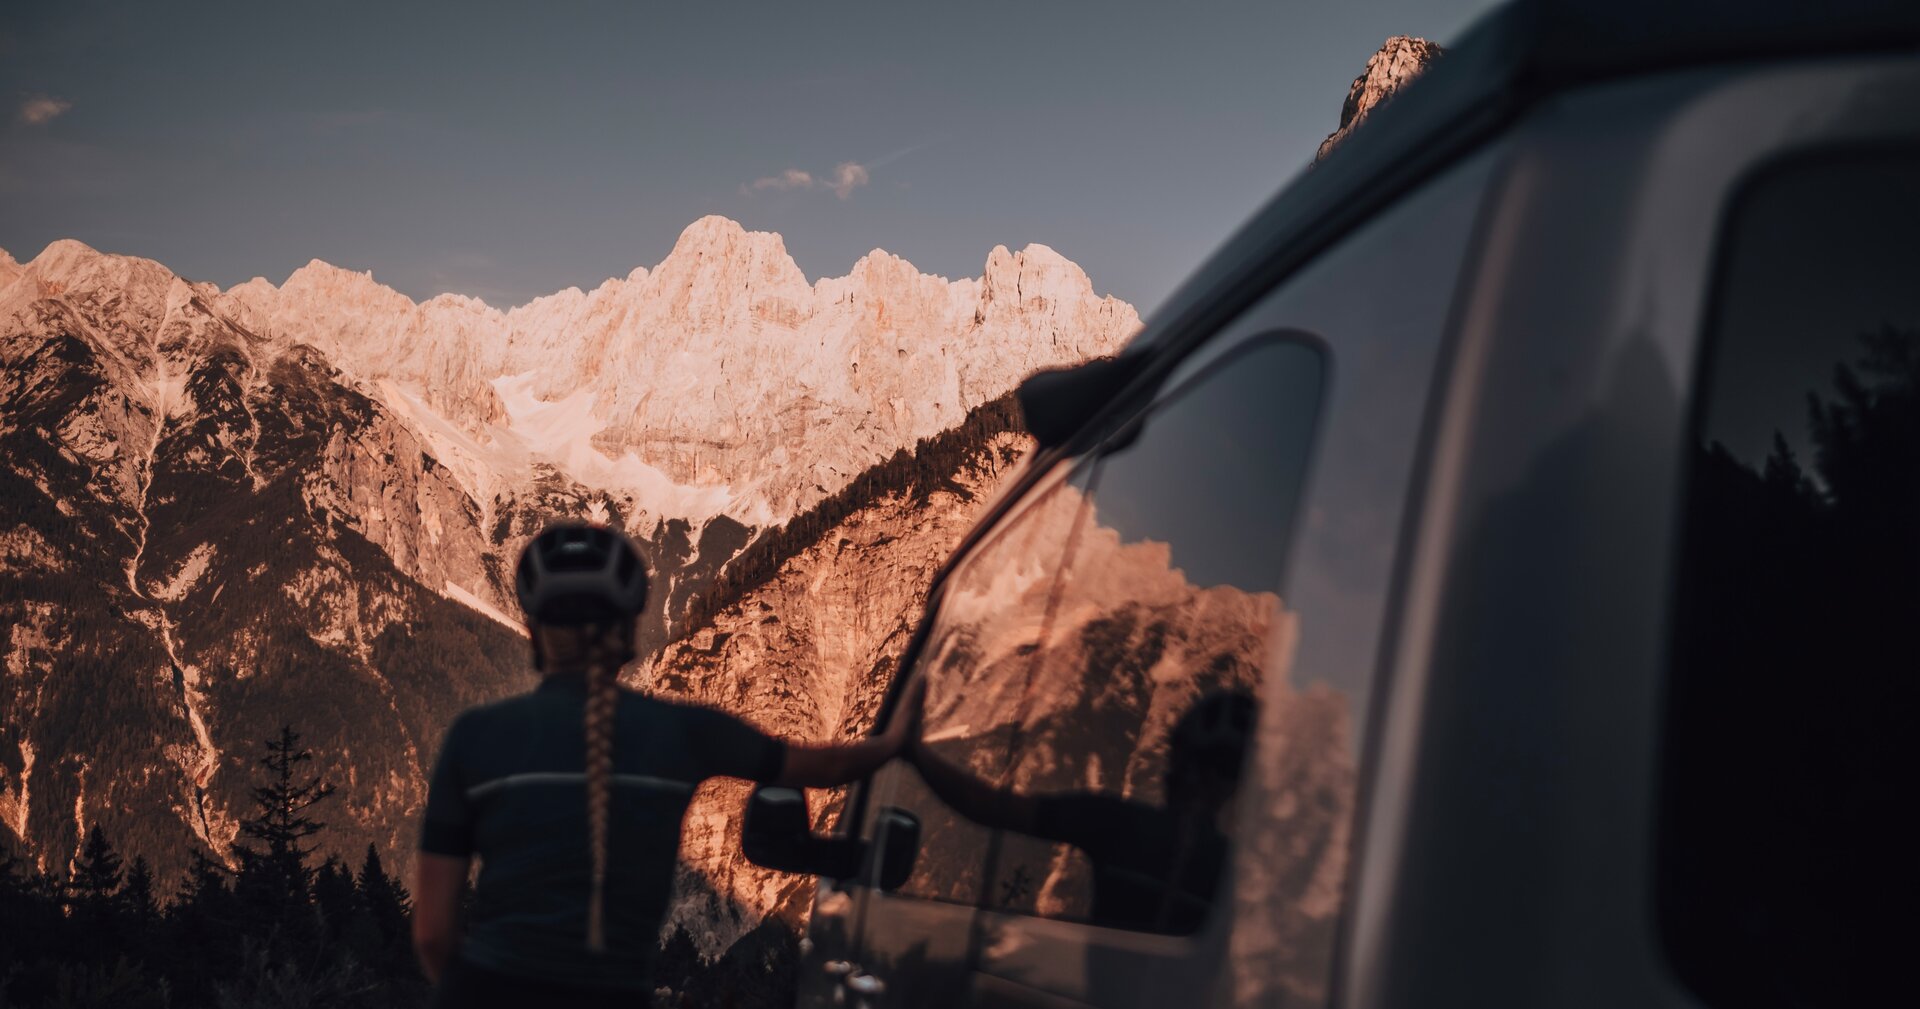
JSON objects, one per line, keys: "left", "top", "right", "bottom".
{"left": 742, "top": 787, "right": 863, "bottom": 878}
{"left": 1015, "top": 352, "right": 1151, "bottom": 450}
{"left": 874, "top": 806, "right": 921, "bottom": 891}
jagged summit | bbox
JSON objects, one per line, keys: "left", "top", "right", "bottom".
{"left": 1317, "top": 35, "right": 1444, "bottom": 161}
{"left": 197, "top": 216, "right": 1138, "bottom": 524}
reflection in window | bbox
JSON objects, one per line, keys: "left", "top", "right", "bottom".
{"left": 1661, "top": 154, "right": 1920, "bottom": 1009}
{"left": 918, "top": 339, "right": 1325, "bottom": 934}
{"left": 865, "top": 463, "right": 1093, "bottom": 903}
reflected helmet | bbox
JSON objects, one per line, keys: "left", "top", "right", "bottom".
{"left": 514, "top": 522, "right": 650, "bottom": 626}
{"left": 1169, "top": 691, "right": 1257, "bottom": 787}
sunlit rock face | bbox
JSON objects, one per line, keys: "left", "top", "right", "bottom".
{"left": 642, "top": 423, "right": 1034, "bottom": 955}
{"left": 216, "top": 215, "right": 1137, "bottom": 525}
{"left": 1315, "top": 35, "right": 1444, "bottom": 161}
{"left": 0, "top": 229, "right": 1133, "bottom": 894}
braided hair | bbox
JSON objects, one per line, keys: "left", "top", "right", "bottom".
{"left": 581, "top": 629, "right": 626, "bottom": 952}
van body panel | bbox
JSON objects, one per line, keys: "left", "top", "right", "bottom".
{"left": 1349, "top": 55, "right": 1920, "bottom": 1009}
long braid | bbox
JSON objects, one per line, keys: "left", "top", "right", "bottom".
{"left": 582, "top": 648, "right": 620, "bottom": 952}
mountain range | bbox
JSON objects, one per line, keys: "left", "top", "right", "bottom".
{"left": 0, "top": 220, "right": 1133, "bottom": 931}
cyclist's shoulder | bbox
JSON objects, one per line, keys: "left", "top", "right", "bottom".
{"left": 622, "top": 690, "right": 719, "bottom": 722}
{"left": 620, "top": 692, "right": 760, "bottom": 737}
{"left": 445, "top": 688, "right": 550, "bottom": 738}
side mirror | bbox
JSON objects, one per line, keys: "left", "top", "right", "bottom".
{"left": 741, "top": 787, "right": 862, "bottom": 878}
{"left": 873, "top": 806, "right": 921, "bottom": 891}
{"left": 1015, "top": 352, "right": 1151, "bottom": 450}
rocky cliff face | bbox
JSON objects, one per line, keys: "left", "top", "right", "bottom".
{"left": 1316, "top": 35, "right": 1444, "bottom": 161}
{"left": 0, "top": 227, "right": 1133, "bottom": 890}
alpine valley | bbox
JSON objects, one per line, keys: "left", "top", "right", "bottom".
{"left": 0, "top": 216, "right": 1138, "bottom": 961}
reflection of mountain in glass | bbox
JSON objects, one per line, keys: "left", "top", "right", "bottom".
{"left": 1664, "top": 327, "right": 1919, "bottom": 1007}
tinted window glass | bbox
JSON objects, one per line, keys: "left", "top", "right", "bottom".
{"left": 1213, "top": 147, "right": 1495, "bottom": 1008}
{"left": 1661, "top": 153, "right": 1920, "bottom": 1008}
{"left": 981, "top": 338, "right": 1325, "bottom": 934}
{"left": 860, "top": 463, "right": 1093, "bottom": 903}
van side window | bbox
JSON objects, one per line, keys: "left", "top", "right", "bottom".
{"left": 860, "top": 462, "right": 1095, "bottom": 904}
{"left": 1661, "top": 153, "right": 1920, "bottom": 1008}
{"left": 980, "top": 337, "right": 1326, "bottom": 934}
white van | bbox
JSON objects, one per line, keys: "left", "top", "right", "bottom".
{"left": 743, "top": 1, "right": 1920, "bottom": 1006}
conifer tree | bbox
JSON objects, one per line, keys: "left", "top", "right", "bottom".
{"left": 241, "top": 725, "right": 336, "bottom": 867}
{"left": 233, "top": 724, "right": 335, "bottom": 957}
{"left": 72, "top": 823, "right": 124, "bottom": 908}
{"left": 312, "top": 854, "right": 357, "bottom": 928}
{"left": 122, "top": 856, "right": 158, "bottom": 923}
{"left": 71, "top": 823, "right": 127, "bottom": 944}
{"left": 356, "top": 843, "right": 413, "bottom": 972}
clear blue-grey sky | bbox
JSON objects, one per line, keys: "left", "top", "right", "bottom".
{"left": 0, "top": 0, "right": 1500, "bottom": 316}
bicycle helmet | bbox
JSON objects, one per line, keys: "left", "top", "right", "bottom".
{"left": 514, "top": 522, "right": 650, "bottom": 626}
{"left": 1168, "top": 690, "right": 1257, "bottom": 790}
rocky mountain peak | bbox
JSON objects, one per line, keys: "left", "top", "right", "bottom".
{"left": 1316, "top": 35, "right": 1444, "bottom": 161}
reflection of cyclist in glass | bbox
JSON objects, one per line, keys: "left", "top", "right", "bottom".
{"left": 412, "top": 523, "right": 914, "bottom": 1008}
{"left": 908, "top": 690, "right": 1255, "bottom": 933}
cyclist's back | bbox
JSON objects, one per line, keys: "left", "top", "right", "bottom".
{"left": 423, "top": 676, "right": 784, "bottom": 990}
{"left": 411, "top": 523, "right": 917, "bottom": 1008}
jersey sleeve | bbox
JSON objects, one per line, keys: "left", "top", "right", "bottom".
{"left": 419, "top": 714, "right": 476, "bottom": 857}
{"left": 1028, "top": 791, "right": 1162, "bottom": 862}
{"left": 685, "top": 705, "right": 788, "bottom": 784}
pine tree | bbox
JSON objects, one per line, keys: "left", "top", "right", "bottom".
{"left": 356, "top": 844, "right": 414, "bottom": 975}
{"left": 232, "top": 725, "right": 335, "bottom": 955}
{"left": 72, "top": 824, "right": 124, "bottom": 907}
{"left": 122, "top": 856, "right": 158, "bottom": 924}
{"left": 312, "top": 854, "right": 358, "bottom": 938}
{"left": 240, "top": 725, "right": 336, "bottom": 869}
{"left": 70, "top": 824, "right": 127, "bottom": 945}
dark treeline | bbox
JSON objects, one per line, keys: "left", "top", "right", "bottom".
{"left": 0, "top": 727, "right": 419, "bottom": 1009}
{"left": 1, "top": 724, "right": 812, "bottom": 1009}
{"left": 679, "top": 392, "right": 1027, "bottom": 637}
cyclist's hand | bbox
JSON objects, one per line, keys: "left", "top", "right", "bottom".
{"left": 883, "top": 675, "right": 926, "bottom": 755}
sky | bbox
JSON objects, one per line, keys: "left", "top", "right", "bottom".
{"left": 0, "top": 0, "right": 1502, "bottom": 317}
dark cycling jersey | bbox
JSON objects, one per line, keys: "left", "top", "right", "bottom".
{"left": 420, "top": 672, "right": 787, "bottom": 992}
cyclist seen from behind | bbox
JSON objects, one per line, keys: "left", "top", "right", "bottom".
{"left": 412, "top": 522, "right": 918, "bottom": 1008}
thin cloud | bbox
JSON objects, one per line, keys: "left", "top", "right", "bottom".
{"left": 742, "top": 160, "right": 873, "bottom": 200}
{"left": 864, "top": 139, "right": 942, "bottom": 171}
{"left": 828, "top": 162, "right": 869, "bottom": 200}
{"left": 745, "top": 168, "right": 816, "bottom": 194}
{"left": 18, "top": 96, "right": 72, "bottom": 126}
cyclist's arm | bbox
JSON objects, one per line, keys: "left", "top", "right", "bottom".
{"left": 906, "top": 735, "right": 1043, "bottom": 833}
{"left": 412, "top": 853, "right": 467, "bottom": 983}
{"left": 777, "top": 732, "right": 902, "bottom": 788}
{"left": 769, "top": 676, "right": 924, "bottom": 788}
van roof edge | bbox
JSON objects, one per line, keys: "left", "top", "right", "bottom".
{"left": 1133, "top": 0, "right": 1920, "bottom": 358}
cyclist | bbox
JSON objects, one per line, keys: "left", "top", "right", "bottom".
{"left": 412, "top": 522, "right": 917, "bottom": 1007}
{"left": 907, "top": 690, "right": 1254, "bottom": 933}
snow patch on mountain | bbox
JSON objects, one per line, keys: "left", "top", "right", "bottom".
{"left": 442, "top": 580, "right": 528, "bottom": 636}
